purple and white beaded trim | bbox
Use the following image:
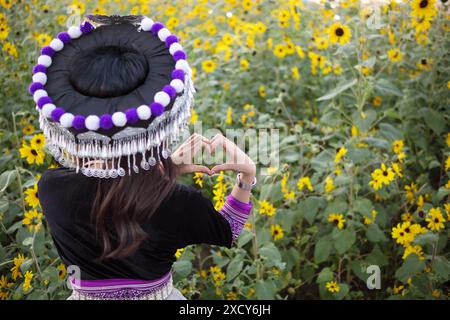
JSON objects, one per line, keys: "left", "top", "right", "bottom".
{"left": 29, "top": 17, "right": 191, "bottom": 132}
{"left": 219, "top": 194, "right": 253, "bottom": 242}
{"left": 69, "top": 271, "right": 173, "bottom": 300}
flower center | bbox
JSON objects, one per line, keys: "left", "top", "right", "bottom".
{"left": 419, "top": 0, "right": 428, "bottom": 8}
{"left": 335, "top": 28, "right": 344, "bottom": 36}
{"left": 31, "top": 149, "right": 38, "bottom": 156}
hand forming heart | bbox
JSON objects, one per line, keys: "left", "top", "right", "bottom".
{"left": 171, "top": 133, "right": 256, "bottom": 177}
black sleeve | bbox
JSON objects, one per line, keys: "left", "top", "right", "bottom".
{"left": 175, "top": 186, "right": 233, "bottom": 249}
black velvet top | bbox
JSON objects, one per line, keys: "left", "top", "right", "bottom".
{"left": 37, "top": 168, "right": 232, "bottom": 280}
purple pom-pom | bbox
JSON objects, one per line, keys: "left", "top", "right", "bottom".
{"left": 99, "top": 114, "right": 113, "bottom": 130}
{"left": 72, "top": 115, "right": 86, "bottom": 130}
{"left": 41, "top": 46, "right": 55, "bottom": 57}
{"left": 165, "top": 35, "right": 178, "bottom": 48}
{"left": 37, "top": 96, "right": 52, "bottom": 108}
{"left": 32, "top": 64, "right": 47, "bottom": 74}
{"left": 163, "top": 85, "right": 176, "bottom": 99}
{"left": 173, "top": 50, "right": 186, "bottom": 61}
{"left": 57, "top": 32, "right": 71, "bottom": 44}
{"left": 150, "top": 102, "right": 164, "bottom": 117}
{"left": 80, "top": 21, "right": 94, "bottom": 34}
{"left": 51, "top": 108, "right": 65, "bottom": 122}
{"left": 150, "top": 22, "right": 164, "bottom": 35}
{"left": 29, "top": 82, "right": 44, "bottom": 95}
{"left": 171, "top": 69, "right": 185, "bottom": 81}
{"left": 125, "top": 108, "right": 139, "bottom": 123}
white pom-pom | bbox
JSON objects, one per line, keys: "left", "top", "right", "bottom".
{"left": 60, "top": 113, "right": 75, "bottom": 128}
{"left": 158, "top": 28, "right": 171, "bottom": 41}
{"left": 140, "top": 17, "right": 154, "bottom": 31}
{"left": 67, "top": 26, "right": 82, "bottom": 39}
{"left": 50, "top": 38, "right": 64, "bottom": 51}
{"left": 42, "top": 104, "right": 56, "bottom": 118}
{"left": 170, "top": 79, "right": 184, "bottom": 93}
{"left": 38, "top": 55, "right": 52, "bottom": 67}
{"left": 154, "top": 91, "right": 171, "bottom": 107}
{"left": 32, "top": 72, "right": 47, "bottom": 85}
{"left": 169, "top": 43, "right": 183, "bottom": 55}
{"left": 175, "top": 59, "right": 190, "bottom": 73}
{"left": 85, "top": 115, "right": 100, "bottom": 131}
{"left": 33, "top": 89, "right": 48, "bottom": 103}
{"left": 112, "top": 112, "right": 127, "bottom": 127}
{"left": 137, "top": 105, "right": 151, "bottom": 120}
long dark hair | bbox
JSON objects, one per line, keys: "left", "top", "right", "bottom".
{"left": 91, "top": 151, "right": 178, "bottom": 260}
{"left": 69, "top": 32, "right": 178, "bottom": 260}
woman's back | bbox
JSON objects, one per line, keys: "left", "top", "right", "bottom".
{"left": 38, "top": 167, "right": 232, "bottom": 280}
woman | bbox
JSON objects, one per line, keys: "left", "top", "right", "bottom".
{"left": 32, "top": 15, "right": 256, "bottom": 300}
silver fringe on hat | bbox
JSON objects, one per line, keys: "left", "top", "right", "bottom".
{"left": 38, "top": 74, "right": 196, "bottom": 179}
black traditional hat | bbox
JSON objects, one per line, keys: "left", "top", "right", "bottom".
{"left": 29, "top": 15, "right": 195, "bottom": 178}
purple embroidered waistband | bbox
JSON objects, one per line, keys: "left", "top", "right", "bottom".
{"left": 69, "top": 271, "right": 173, "bottom": 299}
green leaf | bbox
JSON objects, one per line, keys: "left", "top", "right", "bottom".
{"left": 254, "top": 279, "right": 277, "bottom": 300}
{"left": 316, "top": 79, "right": 357, "bottom": 101}
{"left": 226, "top": 256, "right": 244, "bottom": 281}
{"left": 324, "top": 198, "right": 348, "bottom": 215}
{"left": 173, "top": 260, "right": 192, "bottom": 279}
{"left": 314, "top": 236, "right": 332, "bottom": 264}
{"left": 374, "top": 79, "right": 402, "bottom": 96}
{"left": 421, "top": 108, "right": 447, "bottom": 135}
{"left": 365, "top": 245, "right": 389, "bottom": 267}
{"left": 299, "top": 196, "right": 323, "bottom": 225}
{"left": 317, "top": 267, "right": 333, "bottom": 283}
{"left": 20, "top": 259, "right": 33, "bottom": 274}
{"left": 395, "top": 255, "right": 425, "bottom": 282}
{"left": 366, "top": 224, "right": 388, "bottom": 243}
{"left": 351, "top": 261, "right": 369, "bottom": 282}
{"left": 0, "top": 170, "right": 17, "bottom": 193}
{"left": 353, "top": 198, "right": 374, "bottom": 217}
{"left": 379, "top": 123, "right": 403, "bottom": 141}
{"left": 259, "top": 243, "right": 282, "bottom": 263}
{"left": 333, "top": 229, "right": 356, "bottom": 254}
{"left": 432, "top": 257, "right": 450, "bottom": 280}
{"left": 237, "top": 229, "right": 252, "bottom": 247}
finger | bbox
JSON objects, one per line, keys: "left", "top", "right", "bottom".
{"left": 177, "top": 139, "right": 210, "bottom": 164}
{"left": 186, "top": 136, "right": 211, "bottom": 157}
{"left": 173, "top": 133, "right": 198, "bottom": 155}
{"left": 190, "top": 165, "right": 212, "bottom": 175}
{"left": 178, "top": 164, "right": 212, "bottom": 175}
{"left": 211, "top": 163, "right": 235, "bottom": 174}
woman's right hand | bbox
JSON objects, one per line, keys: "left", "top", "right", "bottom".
{"left": 210, "top": 133, "right": 256, "bottom": 184}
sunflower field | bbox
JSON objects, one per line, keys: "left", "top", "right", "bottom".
{"left": 0, "top": 0, "right": 449, "bottom": 300}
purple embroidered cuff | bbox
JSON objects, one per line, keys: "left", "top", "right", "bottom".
{"left": 219, "top": 194, "right": 252, "bottom": 242}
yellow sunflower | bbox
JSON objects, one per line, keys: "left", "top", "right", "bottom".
{"left": 326, "top": 281, "right": 340, "bottom": 293}
{"left": 202, "top": 59, "right": 216, "bottom": 73}
{"left": 387, "top": 48, "right": 404, "bottom": 63}
{"left": 19, "top": 142, "right": 45, "bottom": 165}
{"left": 411, "top": 0, "right": 437, "bottom": 19}
{"left": 30, "top": 133, "right": 45, "bottom": 149}
{"left": 271, "top": 224, "right": 284, "bottom": 240}
{"left": 425, "top": 208, "right": 445, "bottom": 232}
{"left": 329, "top": 22, "right": 351, "bottom": 45}
{"left": 22, "top": 209, "right": 43, "bottom": 233}
{"left": 327, "top": 213, "right": 346, "bottom": 229}
{"left": 24, "top": 184, "right": 40, "bottom": 208}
